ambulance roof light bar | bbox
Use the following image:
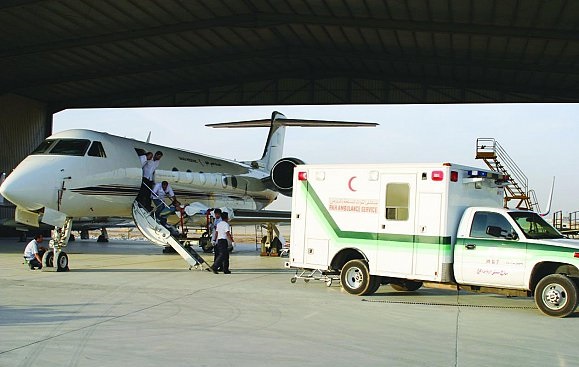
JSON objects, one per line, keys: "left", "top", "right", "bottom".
{"left": 467, "top": 170, "right": 509, "bottom": 182}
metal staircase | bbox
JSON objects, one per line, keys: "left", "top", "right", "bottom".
{"left": 476, "top": 138, "right": 538, "bottom": 211}
{"left": 132, "top": 201, "right": 209, "bottom": 269}
{"left": 552, "top": 210, "right": 579, "bottom": 236}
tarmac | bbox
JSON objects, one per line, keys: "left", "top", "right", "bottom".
{"left": 1, "top": 237, "right": 579, "bottom": 367}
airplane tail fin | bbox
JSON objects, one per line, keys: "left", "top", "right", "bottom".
{"left": 206, "top": 111, "right": 378, "bottom": 171}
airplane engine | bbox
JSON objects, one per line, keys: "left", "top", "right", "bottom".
{"left": 268, "top": 157, "right": 304, "bottom": 196}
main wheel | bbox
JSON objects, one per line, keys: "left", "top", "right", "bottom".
{"left": 340, "top": 259, "right": 375, "bottom": 296}
{"left": 43, "top": 251, "right": 54, "bottom": 268}
{"left": 390, "top": 280, "right": 423, "bottom": 292}
{"left": 534, "top": 274, "right": 578, "bottom": 317}
{"left": 56, "top": 251, "right": 69, "bottom": 272}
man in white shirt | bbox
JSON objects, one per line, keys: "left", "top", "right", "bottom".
{"left": 136, "top": 150, "right": 163, "bottom": 210}
{"left": 210, "top": 208, "right": 222, "bottom": 268}
{"left": 151, "top": 180, "right": 176, "bottom": 225}
{"left": 208, "top": 211, "right": 234, "bottom": 274}
{"left": 23, "top": 234, "right": 44, "bottom": 270}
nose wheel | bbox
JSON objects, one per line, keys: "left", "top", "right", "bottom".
{"left": 43, "top": 217, "right": 73, "bottom": 272}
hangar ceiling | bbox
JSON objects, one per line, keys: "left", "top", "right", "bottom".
{"left": 2, "top": 0, "right": 579, "bottom": 112}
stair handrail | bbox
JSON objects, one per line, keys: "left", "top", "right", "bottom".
{"left": 492, "top": 141, "right": 528, "bottom": 195}
{"left": 553, "top": 210, "right": 563, "bottom": 230}
{"left": 528, "top": 189, "right": 541, "bottom": 213}
{"left": 476, "top": 138, "right": 529, "bottom": 196}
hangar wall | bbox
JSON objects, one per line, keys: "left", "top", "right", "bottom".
{"left": 0, "top": 94, "right": 50, "bottom": 175}
{"left": 0, "top": 94, "right": 51, "bottom": 233}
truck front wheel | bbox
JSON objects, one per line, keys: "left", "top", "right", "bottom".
{"left": 534, "top": 274, "right": 578, "bottom": 317}
{"left": 340, "top": 259, "right": 376, "bottom": 296}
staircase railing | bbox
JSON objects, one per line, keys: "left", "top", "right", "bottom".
{"left": 553, "top": 210, "right": 564, "bottom": 231}
{"left": 476, "top": 138, "right": 531, "bottom": 209}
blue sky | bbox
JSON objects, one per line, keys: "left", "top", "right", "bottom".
{"left": 53, "top": 104, "right": 579, "bottom": 215}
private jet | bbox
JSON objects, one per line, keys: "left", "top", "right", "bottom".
{"left": 0, "top": 111, "right": 377, "bottom": 271}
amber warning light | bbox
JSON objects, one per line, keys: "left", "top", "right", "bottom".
{"left": 298, "top": 171, "right": 308, "bottom": 181}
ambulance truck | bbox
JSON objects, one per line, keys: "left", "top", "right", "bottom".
{"left": 288, "top": 163, "right": 579, "bottom": 317}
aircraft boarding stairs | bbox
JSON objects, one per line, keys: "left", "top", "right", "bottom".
{"left": 476, "top": 138, "right": 539, "bottom": 211}
{"left": 131, "top": 201, "right": 209, "bottom": 270}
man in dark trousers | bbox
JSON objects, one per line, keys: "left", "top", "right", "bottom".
{"left": 209, "top": 211, "right": 234, "bottom": 274}
{"left": 23, "top": 234, "right": 44, "bottom": 270}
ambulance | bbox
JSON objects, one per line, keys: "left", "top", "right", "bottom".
{"left": 289, "top": 163, "right": 579, "bottom": 317}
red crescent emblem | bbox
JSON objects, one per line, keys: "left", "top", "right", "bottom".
{"left": 348, "top": 176, "right": 357, "bottom": 192}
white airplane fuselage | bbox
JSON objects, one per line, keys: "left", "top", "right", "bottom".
{"left": 1, "top": 129, "right": 276, "bottom": 220}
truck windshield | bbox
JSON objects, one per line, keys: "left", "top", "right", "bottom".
{"left": 509, "top": 212, "right": 564, "bottom": 239}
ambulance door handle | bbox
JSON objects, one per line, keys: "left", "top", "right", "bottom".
{"left": 465, "top": 244, "right": 476, "bottom": 250}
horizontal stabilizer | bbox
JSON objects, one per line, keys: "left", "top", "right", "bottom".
{"left": 206, "top": 119, "right": 378, "bottom": 128}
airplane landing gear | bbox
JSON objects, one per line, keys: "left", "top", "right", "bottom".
{"left": 44, "top": 217, "right": 73, "bottom": 272}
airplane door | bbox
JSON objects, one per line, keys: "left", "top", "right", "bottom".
{"left": 376, "top": 173, "right": 416, "bottom": 275}
{"left": 455, "top": 211, "right": 527, "bottom": 288}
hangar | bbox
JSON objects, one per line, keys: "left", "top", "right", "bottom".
{"left": 1, "top": 0, "right": 579, "bottom": 223}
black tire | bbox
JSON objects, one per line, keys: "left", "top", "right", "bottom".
{"left": 56, "top": 251, "right": 69, "bottom": 272}
{"left": 201, "top": 243, "right": 214, "bottom": 253}
{"left": 43, "top": 251, "right": 54, "bottom": 268}
{"left": 390, "top": 280, "right": 423, "bottom": 292}
{"left": 367, "top": 276, "right": 382, "bottom": 295}
{"left": 80, "top": 230, "right": 89, "bottom": 240}
{"left": 534, "top": 274, "right": 578, "bottom": 317}
{"left": 340, "top": 259, "right": 374, "bottom": 296}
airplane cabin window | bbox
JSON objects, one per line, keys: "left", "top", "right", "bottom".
{"left": 49, "top": 139, "right": 91, "bottom": 156}
{"left": 87, "top": 141, "right": 107, "bottom": 157}
{"left": 31, "top": 140, "right": 55, "bottom": 154}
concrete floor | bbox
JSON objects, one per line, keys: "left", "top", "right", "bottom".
{"left": 1, "top": 237, "right": 578, "bottom": 367}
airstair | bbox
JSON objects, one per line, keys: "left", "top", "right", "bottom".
{"left": 476, "top": 138, "right": 538, "bottom": 211}
{"left": 131, "top": 201, "right": 209, "bottom": 269}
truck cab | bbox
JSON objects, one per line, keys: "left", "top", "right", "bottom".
{"left": 454, "top": 207, "right": 579, "bottom": 316}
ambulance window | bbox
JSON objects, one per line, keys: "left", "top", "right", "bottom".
{"left": 87, "top": 141, "right": 107, "bottom": 157}
{"left": 470, "top": 212, "right": 515, "bottom": 239}
{"left": 385, "top": 183, "right": 409, "bottom": 221}
{"left": 49, "top": 139, "right": 91, "bottom": 156}
{"left": 31, "top": 139, "right": 55, "bottom": 154}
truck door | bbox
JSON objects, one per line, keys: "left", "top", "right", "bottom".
{"left": 376, "top": 174, "right": 416, "bottom": 275}
{"left": 456, "top": 211, "right": 527, "bottom": 288}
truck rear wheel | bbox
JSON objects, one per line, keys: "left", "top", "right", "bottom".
{"left": 340, "top": 259, "right": 376, "bottom": 296}
{"left": 391, "top": 280, "right": 423, "bottom": 292}
{"left": 534, "top": 274, "right": 578, "bottom": 317}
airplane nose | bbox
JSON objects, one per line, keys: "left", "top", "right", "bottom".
{"left": 0, "top": 162, "right": 52, "bottom": 211}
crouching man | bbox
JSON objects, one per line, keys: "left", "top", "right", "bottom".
{"left": 23, "top": 234, "right": 44, "bottom": 270}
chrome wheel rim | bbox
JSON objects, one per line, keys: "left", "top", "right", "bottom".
{"left": 542, "top": 283, "right": 568, "bottom": 311}
{"left": 344, "top": 267, "right": 364, "bottom": 289}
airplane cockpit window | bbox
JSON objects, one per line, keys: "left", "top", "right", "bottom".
{"left": 87, "top": 141, "right": 107, "bottom": 157}
{"left": 31, "top": 140, "right": 55, "bottom": 154}
{"left": 49, "top": 139, "right": 91, "bottom": 156}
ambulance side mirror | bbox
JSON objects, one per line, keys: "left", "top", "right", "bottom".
{"left": 486, "top": 226, "right": 503, "bottom": 238}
